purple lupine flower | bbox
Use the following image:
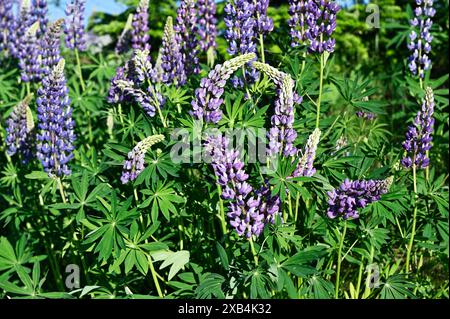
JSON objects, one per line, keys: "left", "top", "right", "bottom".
{"left": 289, "top": 0, "right": 340, "bottom": 53}
{"left": 253, "top": 61, "right": 297, "bottom": 157}
{"left": 254, "top": 0, "right": 273, "bottom": 36}
{"left": 5, "top": 94, "right": 35, "bottom": 161}
{"left": 174, "top": 0, "right": 200, "bottom": 75}
{"left": 197, "top": 0, "right": 217, "bottom": 52}
{"left": 401, "top": 87, "right": 434, "bottom": 169}
{"left": 327, "top": 177, "right": 393, "bottom": 219}
{"left": 131, "top": 0, "right": 151, "bottom": 51}
{"left": 121, "top": 134, "right": 164, "bottom": 184}
{"left": 40, "top": 19, "right": 63, "bottom": 77}
{"left": 160, "top": 16, "right": 186, "bottom": 86}
{"left": 407, "top": 0, "right": 435, "bottom": 78}
{"left": 8, "top": 0, "right": 36, "bottom": 58}
{"left": 293, "top": 128, "right": 321, "bottom": 177}
{"left": 356, "top": 111, "right": 376, "bottom": 120}
{"left": 205, "top": 134, "right": 281, "bottom": 237}
{"left": 18, "top": 21, "right": 42, "bottom": 82}
{"left": 191, "top": 53, "right": 256, "bottom": 123}
{"left": 36, "top": 59, "right": 75, "bottom": 177}
{"left": 0, "top": 0, "right": 14, "bottom": 55}
{"left": 32, "top": 0, "right": 48, "bottom": 36}
{"left": 64, "top": 0, "right": 87, "bottom": 51}
{"left": 224, "top": 0, "right": 259, "bottom": 83}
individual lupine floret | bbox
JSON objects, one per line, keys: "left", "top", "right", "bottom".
{"left": 121, "top": 134, "right": 165, "bottom": 184}
{"left": 160, "top": 16, "right": 186, "bottom": 86}
{"left": 197, "top": 0, "right": 217, "bottom": 52}
{"left": 40, "top": 19, "right": 64, "bottom": 77}
{"left": 253, "top": 61, "right": 297, "bottom": 157}
{"left": 205, "top": 134, "right": 281, "bottom": 237}
{"left": 64, "top": 0, "right": 87, "bottom": 51}
{"left": 32, "top": 0, "right": 48, "bottom": 36}
{"left": 407, "top": 0, "right": 435, "bottom": 78}
{"left": 5, "top": 94, "right": 35, "bottom": 161}
{"left": 292, "top": 128, "right": 321, "bottom": 177}
{"left": 289, "top": 0, "right": 340, "bottom": 53}
{"left": 131, "top": 0, "right": 151, "bottom": 51}
{"left": 327, "top": 177, "right": 393, "bottom": 219}
{"left": 8, "top": 0, "right": 36, "bottom": 58}
{"left": 224, "top": 0, "right": 259, "bottom": 84}
{"left": 401, "top": 87, "right": 435, "bottom": 169}
{"left": 36, "top": 59, "right": 75, "bottom": 177}
{"left": 356, "top": 111, "right": 376, "bottom": 120}
{"left": 190, "top": 53, "right": 256, "bottom": 124}
{"left": 18, "top": 21, "right": 42, "bottom": 82}
{"left": 0, "top": 0, "right": 14, "bottom": 55}
{"left": 174, "top": 0, "right": 200, "bottom": 75}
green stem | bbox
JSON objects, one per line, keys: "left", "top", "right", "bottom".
{"left": 26, "top": 82, "right": 31, "bottom": 96}
{"left": 316, "top": 52, "right": 324, "bottom": 128}
{"left": 287, "top": 192, "right": 293, "bottom": 220}
{"left": 57, "top": 178, "right": 66, "bottom": 204}
{"left": 294, "top": 193, "right": 300, "bottom": 224}
{"left": 249, "top": 236, "right": 259, "bottom": 266}
{"left": 363, "top": 245, "right": 375, "bottom": 298}
{"left": 217, "top": 184, "right": 227, "bottom": 236}
{"left": 355, "top": 260, "right": 364, "bottom": 299}
{"left": 405, "top": 163, "right": 418, "bottom": 273}
{"left": 335, "top": 221, "right": 347, "bottom": 299}
{"left": 75, "top": 49, "right": 86, "bottom": 92}
{"left": 147, "top": 254, "right": 164, "bottom": 298}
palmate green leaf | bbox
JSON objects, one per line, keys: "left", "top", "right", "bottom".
{"left": 308, "top": 275, "right": 334, "bottom": 299}
{"left": 378, "top": 274, "right": 415, "bottom": 299}
{"left": 195, "top": 273, "right": 225, "bottom": 299}
{"left": 0, "top": 236, "right": 33, "bottom": 272}
{"left": 140, "top": 181, "right": 184, "bottom": 222}
{"left": 151, "top": 250, "right": 190, "bottom": 281}
{"left": 281, "top": 246, "right": 326, "bottom": 278}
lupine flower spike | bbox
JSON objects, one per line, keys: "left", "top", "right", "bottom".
{"left": 115, "top": 13, "right": 134, "bottom": 54}
{"left": 401, "top": 87, "right": 435, "bottom": 169}
{"left": 205, "top": 134, "right": 281, "bottom": 238}
{"left": 197, "top": 0, "right": 217, "bottom": 65}
{"left": 36, "top": 59, "right": 76, "bottom": 177}
{"left": 5, "top": 94, "right": 35, "bottom": 161}
{"left": 18, "top": 21, "right": 42, "bottom": 82}
{"left": 327, "top": 176, "right": 393, "bottom": 219}
{"left": 41, "top": 19, "right": 64, "bottom": 77}
{"left": 32, "top": 0, "right": 49, "bottom": 36}
{"left": 253, "top": 61, "right": 297, "bottom": 157}
{"left": 161, "top": 16, "right": 186, "bottom": 86}
{"left": 131, "top": 0, "right": 151, "bottom": 51}
{"left": 0, "top": 0, "right": 14, "bottom": 56}
{"left": 9, "top": 0, "right": 35, "bottom": 58}
{"left": 293, "top": 128, "right": 321, "bottom": 177}
{"left": 289, "top": 0, "right": 340, "bottom": 53}
{"left": 408, "top": 0, "right": 435, "bottom": 79}
{"left": 64, "top": 0, "right": 87, "bottom": 51}
{"left": 191, "top": 53, "right": 256, "bottom": 123}
{"left": 121, "top": 134, "right": 165, "bottom": 184}
{"left": 175, "top": 0, "right": 200, "bottom": 75}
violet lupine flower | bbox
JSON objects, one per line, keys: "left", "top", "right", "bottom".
{"left": 40, "top": 19, "right": 64, "bottom": 77}
{"left": 253, "top": 61, "right": 297, "bottom": 157}
{"left": 254, "top": 0, "right": 274, "bottom": 36}
{"left": 289, "top": 0, "right": 340, "bottom": 53}
{"left": 293, "top": 128, "right": 321, "bottom": 177}
{"left": 224, "top": 0, "right": 259, "bottom": 84}
{"left": 18, "top": 21, "right": 42, "bottom": 82}
{"left": 160, "top": 16, "right": 186, "bottom": 86}
{"left": 197, "top": 0, "right": 217, "bottom": 52}
{"left": 64, "top": 0, "right": 87, "bottom": 51}
{"left": 356, "top": 111, "right": 376, "bottom": 120}
{"left": 0, "top": 0, "right": 14, "bottom": 55}
{"left": 5, "top": 94, "right": 35, "bottom": 160}
{"left": 205, "top": 134, "right": 281, "bottom": 238}
{"left": 327, "top": 177, "right": 393, "bottom": 219}
{"left": 407, "top": 0, "right": 435, "bottom": 78}
{"left": 36, "top": 59, "right": 75, "bottom": 177}
{"left": 121, "top": 134, "right": 165, "bottom": 184}
{"left": 32, "top": 0, "right": 48, "bottom": 36}
{"left": 131, "top": 0, "right": 151, "bottom": 52}
{"left": 174, "top": 0, "right": 200, "bottom": 75}
{"left": 191, "top": 53, "right": 256, "bottom": 123}
{"left": 401, "top": 87, "right": 435, "bottom": 169}
{"left": 8, "top": 0, "right": 36, "bottom": 58}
